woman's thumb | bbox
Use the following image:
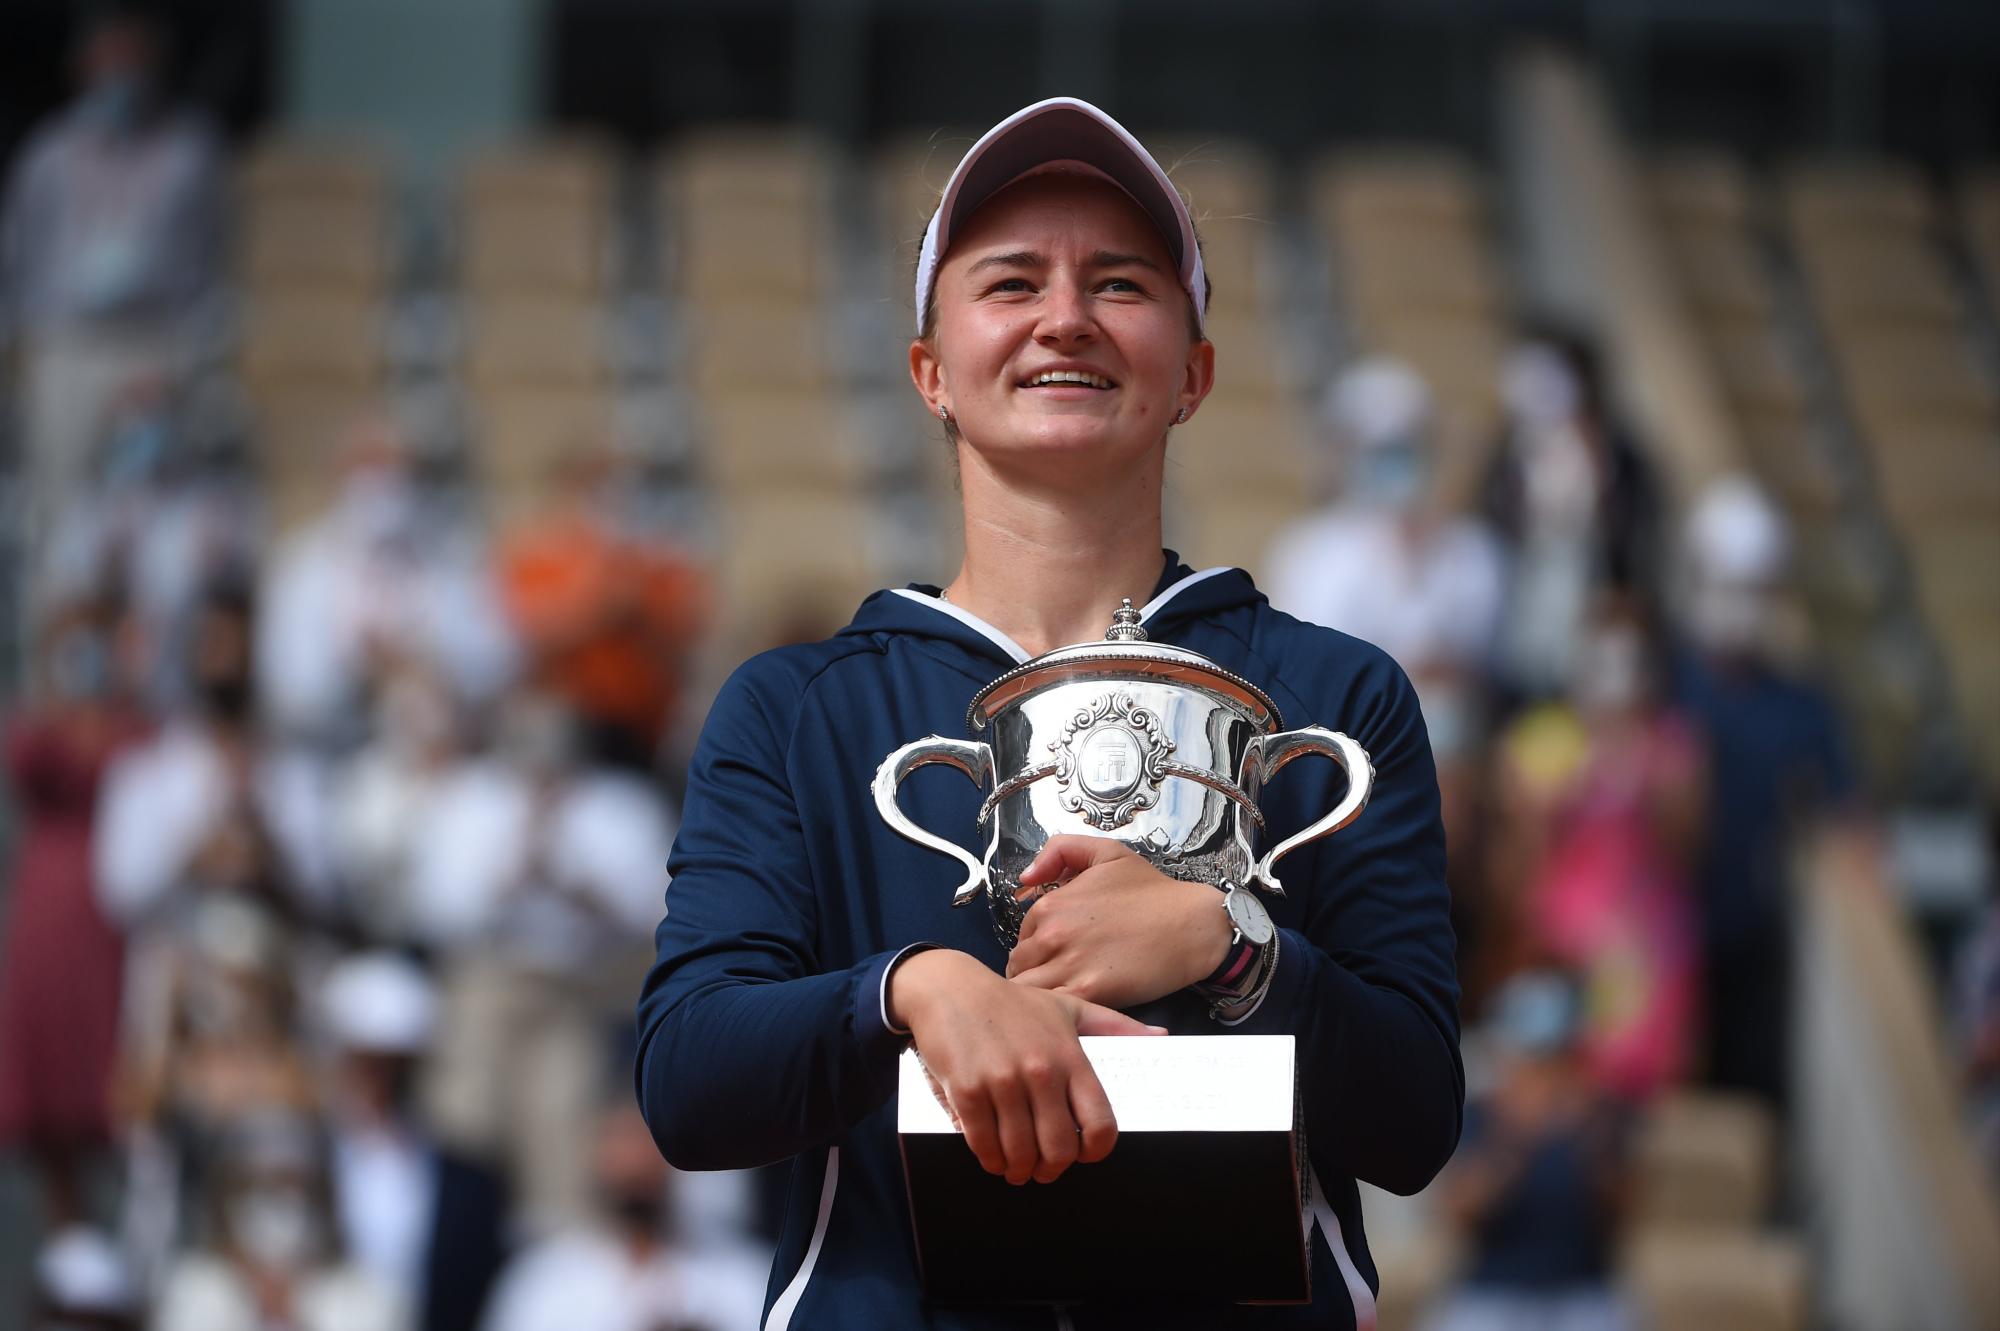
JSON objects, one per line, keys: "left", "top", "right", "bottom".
{"left": 1072, "top": 1000, "right": 1169, "bottom": 1037}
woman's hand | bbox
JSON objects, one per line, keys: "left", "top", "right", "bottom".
{"left": 1005, "top": 835, "right": 1233, "bottom": 1010}
{"left": 888, "top": 948, "right": 1163, "bottom": 1185}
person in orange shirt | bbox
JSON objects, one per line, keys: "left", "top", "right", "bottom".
{"left": 497, "top": 447, "right": 709, "bottom": 773}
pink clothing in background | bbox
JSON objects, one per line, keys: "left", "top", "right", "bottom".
{"left": 1534, "top": 716, "right": 1701, "bottom": 1101}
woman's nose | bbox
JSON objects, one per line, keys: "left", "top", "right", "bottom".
{"left": 1034, "top": 279, "right": 1096, "bottom": 344}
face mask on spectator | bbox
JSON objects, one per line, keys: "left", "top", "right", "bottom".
{"left": 605, "top": 1184, "right": 666, "bottom": 1234}
{"left": 79, "top": 74, "right": 150, "bottom": 134}
{"left": 1352, "top": 441, "right": 1427, "bottom": 512}
{"left": 1690, "top": 582, "right": 1771, "bottom": 659}
{"left": 197, "top": 670, "right": 253, "bottom": 723}
{"left": 1572, "top": 626, "right": 1646, "bottom": 714}
{"left": 106, "top": 412, "right": 170, "bottom": 487}
{"left": 49, "top": 630, "right": 112, "bottom": 701}
{"left": 229, "top": 1185, "right": 322, "bottom": 1273}
{"left": 337, "top": 469, "right": 422, "bottom": 553}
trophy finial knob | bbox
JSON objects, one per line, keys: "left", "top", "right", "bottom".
{"left": 1105, "top": 598, "right": 1148, "bottom": 642}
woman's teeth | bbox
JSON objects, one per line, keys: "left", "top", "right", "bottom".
{"left": 1025, "top": 371, "right": 1114, "bottom": 389}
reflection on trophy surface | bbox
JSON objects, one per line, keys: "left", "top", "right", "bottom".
{"left": 875, "top": 599, "right": 1375, "bottom": 949}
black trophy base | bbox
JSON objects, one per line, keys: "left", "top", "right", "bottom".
{"left": 898, "top": 1035, "right": 1308, "bottom": 1306}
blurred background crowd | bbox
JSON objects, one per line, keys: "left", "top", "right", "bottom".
{"left": 2, "top": 2, "right": 1998, "bottom": 1330}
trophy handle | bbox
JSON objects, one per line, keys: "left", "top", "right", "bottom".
{"left": 873, "top": 736, "right": 994, "bottom": 908}
{"left": 1248, "top": 727, "right": 1374, "bottom": 897}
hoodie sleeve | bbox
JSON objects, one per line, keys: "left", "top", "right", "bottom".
{"left": 633, "top": 658, "right": 912, "bottom": 1171}
{"left": 1224, "top": 641, "right": 1463, "bottom": 1197}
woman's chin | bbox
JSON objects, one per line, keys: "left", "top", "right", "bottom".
{"left": 974, "top": 417, "right": 1157, "bottom": 464}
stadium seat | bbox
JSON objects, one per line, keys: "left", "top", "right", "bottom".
{"left": 462, "top": 295, "right": 611, "bottom": 391}
{"left": 1624, "top": 1230, "right": 1809, "bottom": 1331}
{"left": 460, "top": 139, "right": 617, "bottom": 298}
{"left": 1631, "top": 1091, "right": 1776, "bottom": 1231}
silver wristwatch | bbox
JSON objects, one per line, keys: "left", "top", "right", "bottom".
{"left": 1201, "top": 882, "right": 1278, "bottom": 1022}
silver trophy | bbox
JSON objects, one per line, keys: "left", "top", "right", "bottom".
{"left": 874, "top": 600, "right": 1373, "bottom": 949}
{"left": 876, "top": 599, "right": 1376, "bottom": 1304}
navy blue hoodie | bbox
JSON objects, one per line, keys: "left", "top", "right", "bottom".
{"left": 635, "top": 555, "right": 1462, "bottom": 1330}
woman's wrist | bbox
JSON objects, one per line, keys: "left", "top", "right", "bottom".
{"left": 1178, "top": 879, "right": 1236, "bottom": 985}
{"left": 886, "top": 947, "right": 984, "bottom": 1033}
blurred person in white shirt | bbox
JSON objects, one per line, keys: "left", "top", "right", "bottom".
{"left": 480, "top": 1104, "right": 766, "bottom": 1331}
{"left": 1264, "top": 356, "right": 1505, "bottom": 743}
{"left": 152, "top": 1108, "right": 408, "bottom": 1331}
{"left": 318, "top": 953, "right": 509, "bottom": 1331}
{"left": 330, "top": 668, "right": 465, "bottom": 946}
{"left": 95, "top": 578, "right": 338, "bottom": 934}
{"left": 257, "top": 415, "right": 516, "bottom": 748}
{"left": 1264, "top": 357, "right": 1504, "bottom": 952}
{"left": 411, "top": 691, "right": 674, "bottom": 1235}
{"left": 0, "top": 2, "right": 224, "bottom": 586}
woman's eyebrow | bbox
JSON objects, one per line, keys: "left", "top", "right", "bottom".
{"left": 966, "top": 250, "right": 1044, "bottom": 274}
{"left": 1087, "top": 250, "right": 1164, "bottom": 273}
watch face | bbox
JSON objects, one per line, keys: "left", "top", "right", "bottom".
{"left": 1225, "top": 886, "right": 1275, "bottom": 946}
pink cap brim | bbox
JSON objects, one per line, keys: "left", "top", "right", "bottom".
{"left": 913, "top": 97, "right": 1207, "bottom": 336}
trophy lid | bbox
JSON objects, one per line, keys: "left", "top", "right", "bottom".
{"left": 966, "top": 599, "right": 1283, "bottom": 731}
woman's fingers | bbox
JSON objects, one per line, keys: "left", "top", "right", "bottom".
{"left": 990, "top": 1079, "right": 1040, "bottom": 1186}
{"left": 1068, "top": 1062, "right": 1120, "bottom": 1165}
{"left": 952, "top": 1083, "right": 1007, "bottom": 1178}
{"left": 1025, "top": 1053, "right": 1083, "bottom": 1184}
{"left": 1017, "top": 833, "right": 1131, "bottom": 887}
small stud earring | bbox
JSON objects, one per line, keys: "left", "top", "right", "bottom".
{"left": 1175, "top": 406, "right": 1189, "bottom": 424}
{"left": 938, "top": 405, "right": 951, "bottom": 423}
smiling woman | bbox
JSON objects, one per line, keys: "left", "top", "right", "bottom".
{"left": 634, "top": 96, "right": 1463, "bottom": 1331}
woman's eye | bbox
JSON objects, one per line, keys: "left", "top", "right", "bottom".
{"left": 989, "top": 277, "right": 1033, "bottom": 293}
{"left": 1100, "top": 277, "right": 1146, "bottom": 294}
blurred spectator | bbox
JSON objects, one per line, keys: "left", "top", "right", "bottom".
{"left": 32, "top": 1224, "right": 139, "bottom": 1331}
{"left": 152, "top": 1109, "right": 408, "bottom": 1331}
{"left": 90, "top": 581, "right": 333, "bottom": 1273}
{"left": 257, "top": 416, "right": 516, "bottom": 747}
{"left": 95, "top": 578, "right": 336, "bottom": 931}
{"left": 1425, "top": 971, "right": 1635, "bottom": 1331}
{"left": 319, "top": 952, "right": 508, "bottom": 1331}
{"left": 1265, "top": 357, "right": 1505, "bottom": 966}
{"left": 329, "top": 668, "right": 464, "bottom": 946}
{"left": 1959, "top": 894, "right": 2000, "bottom": 1189}
{"left": 412, "top": 692, "right": 671, "bottom": 1234}
{"left": 1487, "top": 597, "right": 1703, "bottom": 1098}
{"left": 1669, "top": 479, "right": 1855, "bottom": 1113}
{"left": 479, "top": 1104, "right": 766, "bottom": 1331}
{"left": 497, "top": 446, "right": 709, "bottom": 773}
{"left": 1483, "top": 322, "right": 1663, "bottom": 701}
{"left": 115, "top": 894, "right": 315, "bottom": 1282}
{"left": 1265, "top": 357, "right": 1506, "bottom": 709}
{"left": 0, "top": 1, "right": 224, "bottom": 584}
{"left": 35, "top": 376, "right": 263, "bottom": 706}
{"left": 0, "top": 598, "right": 150, "bottom": 1231}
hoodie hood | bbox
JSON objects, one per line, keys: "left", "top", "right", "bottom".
{"left": 836, "top": 550, "right": 1264, "bottom": 670}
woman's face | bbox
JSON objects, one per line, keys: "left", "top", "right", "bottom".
{"left": 912, "top": 172, "right": 1213, "bottom": 478}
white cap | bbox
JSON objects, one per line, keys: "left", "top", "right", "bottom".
{"left": 321, "top": 952, "right": 437, "bottom": 1054}
{"left": 1686, "top": 475, "right": 1789, "bottom": 585}
{"left": 37, "top": 1226, "right": 136, "bottom": 1314}
{"left": 914, "top": 96, "right": 1208, "bottom": 336}
{"left": 1324, "top": 356, "right": 1433, "bottom": 451}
